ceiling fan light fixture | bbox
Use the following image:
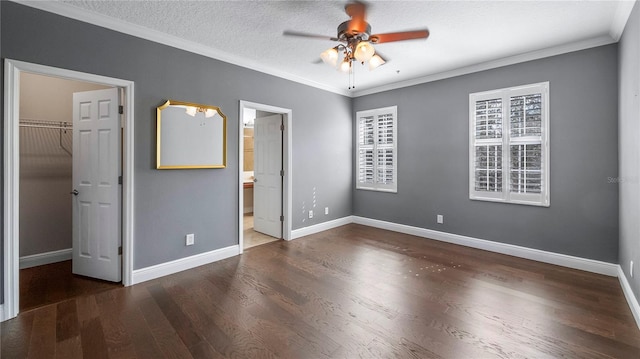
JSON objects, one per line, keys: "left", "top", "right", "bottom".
{"left": 339, "top": 58, "right": 352, "bottom": 73}
{"left": 320, "top": 47, "right": 339, "bottom": 67}
{"left": 283, "top": 1, "right": 430, "bottom": 88}
{"left": 368, "top": 54, "right": 386, "bottom": 71}
{"left": 354, "top": 41, "right": 375, "bottom": 62}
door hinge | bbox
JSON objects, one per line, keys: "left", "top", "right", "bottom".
{"left": 118, "top": 246, "right": 123, "bottom": 255}
{"left": 118, "top": 175, "right": 123, "bottom": 185}
{"left": 280, "top": 215, "right": 284, "bottom": 222}
{"left": 118, "top": 105, "right": 124, "bottom": 114}
{"left": 280, "top": 123, "right": 284, "bottom": 131}
{"left": 280, "top": 170, "right": 284, "bottom": 177}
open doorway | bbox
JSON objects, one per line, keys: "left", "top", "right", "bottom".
{"left": 242, "top": 109, "right": 281, "bottom": 249}
{"left": 238, "top": 101, "right": 292, "bottom": 252}
{"left": 3, "top": 59, "right": 135, "bottom": 322}
{"left": 17, "top": 73, "right": 121, "bottom": 311}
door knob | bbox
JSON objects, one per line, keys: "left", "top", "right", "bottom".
{"left": 253, "top": 178, "right": 258, "bottom": 183}
{"left": 70, "top": 189, "right": 79, "bottom": 196}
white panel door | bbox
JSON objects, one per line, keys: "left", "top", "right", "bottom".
{"left": 253, "top": 114, "right": 283, "bottom": 238}
{"left": 72, "top": 88, "right": 121, "bottom": 282}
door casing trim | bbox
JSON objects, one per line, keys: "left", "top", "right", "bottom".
{"left": 2, "top": 59, "right": 135, "bottom": 321}
{"left": 238, "top": 101, "right": 292, "bottom": 253}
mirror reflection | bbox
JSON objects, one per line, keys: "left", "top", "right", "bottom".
{"left": 156, "top": 100, "right": 227, "bottom": 169}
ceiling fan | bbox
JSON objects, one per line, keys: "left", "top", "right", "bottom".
{"left": 283, "top": 0, "right": 429, "bottom": 86}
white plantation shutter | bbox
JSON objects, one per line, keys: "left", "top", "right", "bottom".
{"left": 357, "top": 106, "right": 397, "bottom": 192}
{"left": 470, "top": 83, "right": 549, "bottom": 206}
{"left": 509, "top": 144, "right": 541, "bottom": 193}
{"left": 376, "top": 113, "right": 394, "bottom": 185}
{"left": 474, "top": 98, "right": 503, "bottom": 140}
{"left": 358, "top": 116, "right": 375, "bottom": 184}
{"left": 473, "top": 97, "right": 503, "bottom": 195}
{"left": 509, "top": 93, "right": 543, "bottom": 197}
{"left": 474, "top": 144, "right": 502, "bottom": 192}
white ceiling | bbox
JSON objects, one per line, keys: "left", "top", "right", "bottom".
{"left": 20, "top": 0, "right": 635, "bottom": 96}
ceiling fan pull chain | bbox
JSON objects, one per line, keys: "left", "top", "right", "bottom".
{"left": 347, "top": 67, "right": 351, "bottom": 89}
{"left": 352, "top": 64, "right": 356, "bottom": 89}
{"left": 348, "top": 63, "right": 355, "bottom": 90}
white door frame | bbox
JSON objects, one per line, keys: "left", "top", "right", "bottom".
{"left": 238, "top": 101, "right": 292, "bottom": 253}
{"left": 2, "top": 59, "right": 136, "bottom": 321}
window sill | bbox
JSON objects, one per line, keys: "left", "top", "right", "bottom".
{"left": 470, "top": 195, "right": 549, "bottom": 207}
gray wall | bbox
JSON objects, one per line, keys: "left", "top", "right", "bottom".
{"left": 353, "top": 45, "right": 619, "bottom": 263}
{"left": 619, "top": 2, "right": 640, "bottom": 304}
{"left": 1, "top": 0, "right": 353, "bottom": 282}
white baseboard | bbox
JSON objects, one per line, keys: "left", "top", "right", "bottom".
{"left": 131, "top": 245, "right": 240, "bottom": 285}
{"left": 243, "top": 207, "right": 253, "bottom": 214}
{"left": 618, "top": 266, "right": 640, "bottom": 330}
{"left": 352, "top": 216, "right": 619, "bottom": 277}
{"left": 291, "top": 216, "right": 355, "bottom": 239}
{"left": 19, "top": 248, "right": 72, "bottom": 269}
{"left": 0, "top": 304, "right": 5, "bottom": 322}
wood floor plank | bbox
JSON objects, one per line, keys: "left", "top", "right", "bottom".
{"left": 27, "top": 305, "right": 57, "bottom": 358}
{"left": 56, "top": 336, "right": 83, "bottom": 359}
{"left": 147, "top": 283, "right": 212, "bottom": 353}
{"left": 56, "top": 299, "right": 79, "bottom": 343}
{"left": 19, "top": 260, "right": 121, "bottom": 312}
{"left": 95, "top": 290, "right": 138, "bottom": 359}
{"left": 79, "top": 317, "right": 109, "bottom": 359}
{"left": 1, "top": 310, "right": 34, "bottom": 358}
{"left": 75, "top": 295, "right": 100, "bottom": 324}
{"left": 2, "top": 224, "right": 639, "bottom": 358}
{"left": 138, "top": 295, "right": 195, "bottom": 358}
{"left": 163, "top": 276, "right": 273, "bottom": 358}
{"left": 119, "top": 304, "right": 165, "bottom": 358}
{"left": 184, "top": 273, "right": 283, "bottom": 358}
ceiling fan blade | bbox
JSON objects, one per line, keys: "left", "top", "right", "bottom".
{"left": 370, "top": 29, "right": 430, "bottom": 44}
{"left": 283, "top": 30, "right": 337, "bottom": 41}
{"left": 345, "top": 1, "right": 368, "bottom": 34}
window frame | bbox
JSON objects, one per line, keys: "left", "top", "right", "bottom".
{"left": 469, "top": 82, "right": 550, "bottom": 207}
{"left": 356, "top": 105, "right": 398, "bottom": 193}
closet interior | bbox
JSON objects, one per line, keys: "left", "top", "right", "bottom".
{"left": 18, "top": 72, "right": 118, "bottom": 311}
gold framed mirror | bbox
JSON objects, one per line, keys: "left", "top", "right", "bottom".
{"left": 156, "top": 100, "right": 227, "bottom": 169}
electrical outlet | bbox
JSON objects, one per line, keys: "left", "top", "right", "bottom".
{"left": 631, "top": 261, "right": 634, "bottom": 278}
{"left": 437, "top": 215, "right": 444, "bottom": 224}
{"left": 185, "top": 233, "right": 195, "bottom": 246}
{"left": 325, "top": 207, "right": 329, "bottom": 215}
{"left": 308, "top": 210, "right": 314, "bottom": 219}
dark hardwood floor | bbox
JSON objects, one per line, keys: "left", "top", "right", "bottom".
{"left": 19, "top": 260, "right": 122, "bottom": 312}
{"left": 3, "top": 224, "right": 640, "bottom": 358}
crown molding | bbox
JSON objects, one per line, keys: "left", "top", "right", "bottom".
{"left": 352, "top": 35, "right": 617, "bottom": 97}
{"left": 13, "top": 1, "right": 629, "bottom": 99}
{"left": 610, "top": 0, "right": 636, "bottom": 41}
{"left": 13, "top": 0, "right": 351, "bottom": 97}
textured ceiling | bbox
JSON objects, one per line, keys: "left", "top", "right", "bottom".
{"left": 22, "top": 0, "right": 635, "bottom": 96}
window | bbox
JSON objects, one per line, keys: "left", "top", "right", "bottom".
{"left": 357, "top": 106, "right": 397, "bottom": 192}
{"left": 469, "top": 82, "right": 549, "bottom": 206}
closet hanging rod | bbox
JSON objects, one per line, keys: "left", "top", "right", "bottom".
{"left": 19, "top": 119, "right": 73, "bottom": 156}
{"left": 19, "top": 124, "right": 70, "bottom": 130}
{"left": 19, "top": 119, "right": 72, "bottom": 130}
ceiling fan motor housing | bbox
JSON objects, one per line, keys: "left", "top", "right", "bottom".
{"left": 337, "top": 20, "right": 371, "bottom": 42}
